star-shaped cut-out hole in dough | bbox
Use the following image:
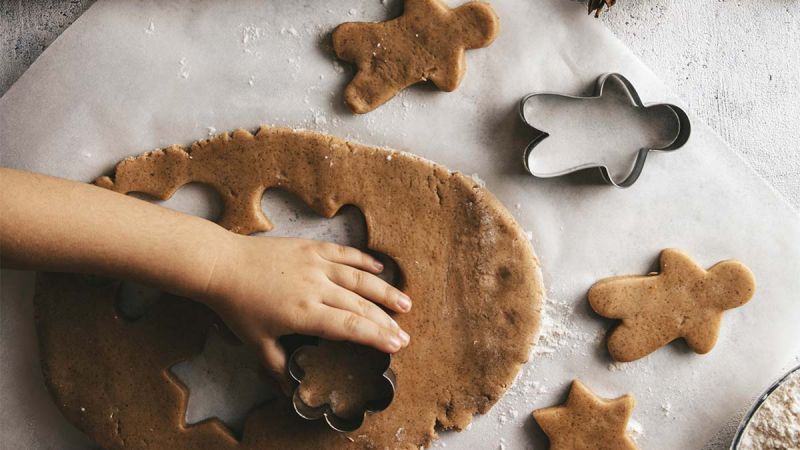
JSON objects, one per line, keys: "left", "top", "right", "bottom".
{"left": 169, "top": 328, "right": 274, "bottom": 438}
{"left": 533, "top": 380, "right": 638, "bottom": 450}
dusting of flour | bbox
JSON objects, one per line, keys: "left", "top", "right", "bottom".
{"left": 532, "top": 295, "right": 593, "bottom": 357}
{"left": 739, "top": 368, "right": 800, "bottom": 450}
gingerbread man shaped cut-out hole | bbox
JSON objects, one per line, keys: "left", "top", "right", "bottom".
{"left": 258, "top": 188, "right": 403, "bottom": 289}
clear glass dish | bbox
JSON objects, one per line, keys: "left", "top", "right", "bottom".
{"left": 730, "top": 363, "right": 800, "bottom": 449}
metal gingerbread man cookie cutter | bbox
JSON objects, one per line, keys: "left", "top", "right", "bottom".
{"left": 287, "top": 344, "right": 397, "bottom": 433}
{"left": 519, "top": 73, "right": 691, "bottom": 188}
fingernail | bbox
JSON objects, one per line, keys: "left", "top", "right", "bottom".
{"left": 397, "top": 294, "right": 412, "bottom": 312}
{"left": 373, "top": 260, "right": 384, "bottom": 272}
{"left": 398, "top": 330, "right": 410, "bottom": 345}
{"left": 388, "top": 336, "right": 403, "bottom": 351}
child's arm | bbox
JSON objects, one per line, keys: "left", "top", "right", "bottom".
{"left": 0, "top": 168, "right": 411, "bottom": 393}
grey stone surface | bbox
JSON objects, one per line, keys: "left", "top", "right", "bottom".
{"left": 603, "top": 0, "right": 800, "bottom": 210}
{"left": 0, "top": 0, "right": 96, "bottom": 94}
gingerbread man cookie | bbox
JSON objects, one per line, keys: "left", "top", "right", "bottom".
{"left": 533, "top": 380, "right": 638, "bottom": 450}
{"left": 332, "top": 0, "right": 499, "bottom": 113}
{"left": 588, "top": 248, "right": 756, "bottom": 362}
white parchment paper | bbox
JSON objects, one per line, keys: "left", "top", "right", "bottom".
{"left": 1, "top": 0, "right": 799, "bottom": 448}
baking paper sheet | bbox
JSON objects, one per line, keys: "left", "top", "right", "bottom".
{"left": 2, "top": 0, "right": 799, "bottom": 448}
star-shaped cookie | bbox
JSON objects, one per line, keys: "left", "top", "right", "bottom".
{"left": 533, "top": 380, "right": 638, "bottom": 450}
{"left": 332, "top": 0, "right": 500, "bottom": 113}
{"left": 589, "top": 248, "right": 756, "bottom": 362}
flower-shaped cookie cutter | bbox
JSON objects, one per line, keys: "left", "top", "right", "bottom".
{"left": 519, "top": 73, "right": 691, "bottom": 188}
{"left": 287, "top": 344, "right": 397, "bottom": 432}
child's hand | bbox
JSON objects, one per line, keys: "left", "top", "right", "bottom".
{"left": 0, "top": 169, "right": 411, "bottom": 396}
{"left": 201, "top": 234, "right": 412, "bottom": 394}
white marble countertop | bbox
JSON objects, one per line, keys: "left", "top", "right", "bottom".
{"left": 2, "top": 0, "right": 798, "bottom": 210}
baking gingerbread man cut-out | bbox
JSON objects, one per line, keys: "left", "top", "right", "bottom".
{"left": 332, "top": 0, "right": 500, "bottom": 113}
{"left": 588, "top": 248, "right": 756, "bottom": 362}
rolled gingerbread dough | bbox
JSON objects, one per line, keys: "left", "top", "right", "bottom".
{"left": 35, "top": 127, "right": 543, "bottom": 449}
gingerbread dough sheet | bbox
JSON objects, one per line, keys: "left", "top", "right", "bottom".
{"left": 2, "top": 0, "right": 800, "bottom": 449}
{"left": 36, "top": 127, "right": 543, "bottom": 449}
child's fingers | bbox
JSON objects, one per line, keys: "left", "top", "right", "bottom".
{"left": 259, "top": 339, "right": 291, "bottom": 396}
{"left": 323, "top": 285, "right": 402, "bottom": 332}
{"left": 327, "top": 265, "right": 412, "bottom": 313}
{"left": 306, "top": 306, "right": 409, "bottom": 354}
{"left": 318, "top": 242, "right": 384, "bottom": 273}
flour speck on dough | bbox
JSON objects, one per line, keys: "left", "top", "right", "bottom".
{"left": 470, "top": 173, "right": 486, "bottom": 187}
{"left": 145, "top": 21, "right": 155, "bottom": 34}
